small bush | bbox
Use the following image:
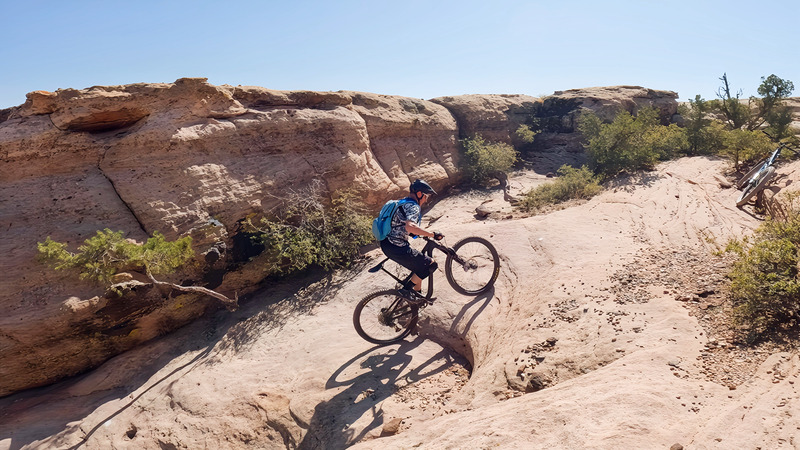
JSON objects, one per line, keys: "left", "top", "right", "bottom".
{"left": 719, "top": 128, "right": 774, "bottom": 170}
{"left": 520, "top": 165, "right": 602, "bottom": 211}
{"left": 515, "top": 124, "right": 539, "bottom": 145}
{"left": 642, "top": 122, "right": 689, "bottom": 160}
{"left": 578, "top": 107, "right": 687, "bottom": 179}
{"left": 727, "top": 194, "right": 800, "bottom": 338}
{"left": 680, "top": 95, "right": 721, "bottom": 156}
{"left": 460, "top": 134, "right": 518, "bottom": 185}
{"left": 247, "top": 182, "right": 373, "bottom": 275}
{"left": 38, "top": 229, "right": 194, "bottom": 283}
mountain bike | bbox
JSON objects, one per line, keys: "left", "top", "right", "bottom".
{"left": 735, "top": 139, "right": 796, "bottom": 207}
{"left": 353, "top": 236, "right": 500, "bottom": 345}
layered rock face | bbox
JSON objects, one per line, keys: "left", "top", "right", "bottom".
{"left": 0, "top": 79, "right": 678, "bottom": 396}
{"left": 430, "top": 94, "right": 541, "bottom": 144}
{"left": 432, "top": 86, "right": 679, "bottom": 172}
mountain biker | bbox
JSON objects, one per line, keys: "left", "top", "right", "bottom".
{"left": 381, "top": 179, "right": 444, "bottom": 298}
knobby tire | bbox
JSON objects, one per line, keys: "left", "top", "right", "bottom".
{"left": 445, "top": 236, "right": 500, "bottom": 295}
{"left": 353, "top": 289, "right": 419, "bottom": 345}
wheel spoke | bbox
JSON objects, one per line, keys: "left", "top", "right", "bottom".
{"left": 354, "top": 290, "right": 418, "bottom": 344}
{"left": 445, "top": 237, "right": 500, "bottom": 295}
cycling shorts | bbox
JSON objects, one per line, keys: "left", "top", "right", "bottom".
{"left": 380, "top": 240, "right": 434, "bottom": 280}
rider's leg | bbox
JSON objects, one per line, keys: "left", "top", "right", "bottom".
{"left": 380, "top": 240, "right": 433, "bottom": 293}
{"left": 410, "top": 273, "right": 423, "bottom": 292}
{"left": 411, "top": 260, "right": 437, "bottom": 292}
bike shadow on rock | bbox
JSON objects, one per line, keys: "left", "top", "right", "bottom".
{"left": 448, "top": 287, "right": 495, "bottom": 337}
{"left": 298, "top": 338, "right": 460, "bottom": 449}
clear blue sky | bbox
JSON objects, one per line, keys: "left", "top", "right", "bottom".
{"left": 1, "top": 0, "right": 798, "bottom": 109}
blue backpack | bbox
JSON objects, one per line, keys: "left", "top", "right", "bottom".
{"left": 371, "top": 198, "right": 416, "bottom": 241}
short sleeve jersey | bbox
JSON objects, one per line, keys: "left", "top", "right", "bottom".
{"left": 386, "top": 197, "right": 421, "bottom": 247}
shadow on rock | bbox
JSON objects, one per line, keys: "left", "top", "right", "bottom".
{"left": 0, "top": 264, "right": 361, "bottom": 450}
{"left": 213, "top": 263, "right": 365, "bottom": 357}
{"left": 298, "top": 339, "right": 458, "bottom": 449}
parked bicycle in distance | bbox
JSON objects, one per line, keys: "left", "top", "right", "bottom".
{"left": 736, "top": 136, "right": 797, "bottom": 207}
{"left": 353, "top": 235, "right": 500, "bottom": 345}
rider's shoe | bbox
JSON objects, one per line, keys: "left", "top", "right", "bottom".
{"left": 399, "top": 288, "right": 430, "bottom": 305}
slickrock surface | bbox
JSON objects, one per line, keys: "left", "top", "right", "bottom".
{"left": 4, "top": 157, "right": 800, "bottom": 449}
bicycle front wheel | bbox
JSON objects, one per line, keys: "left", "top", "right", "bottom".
{"left": 736, "top": 166, "right": 775, "bottom": 207}
{"left": 353, "top": 290, "right": 419, "bottom": 345}
{"left": 445, "top": 236, "right": 500, "bottom": 295}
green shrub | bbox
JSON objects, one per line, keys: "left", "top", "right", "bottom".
{"left": 578, "top": 107, "right": 688, "bottom": 179}
{"left": 727, "top": 195, "right": 800, "bottom": 338}
{"left": 460, "top": 134, "right": 518, "bottom": 185}
{"left": 515, "top": 124, "right": 539, "bottom": 145}
{"left": 718, "top": 128, "right": 774, "bottom": 170}
{"left": 520, "top": 165, "right": 602, "bottom": 211}
{"left": 679, "top": 95, "right": 725, "bottom": 155}
{"left": 712, "top": 73, "right": 795, "bottom": 135}
{"left": 642, "top": 122, "right": 689, "bottom": 160}
{"left": 248, "top": 183, "right": 373, "bottom": 275}
{"left": 38, "top": 229, "right": 194, "bottom": 284}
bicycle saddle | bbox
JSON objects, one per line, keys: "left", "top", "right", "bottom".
{"left": 368, "top": 257, "right": 389, "bottom": 273}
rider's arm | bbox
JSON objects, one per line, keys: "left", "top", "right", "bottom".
{"left": 404, "top": 221, "right": 436, "bottom": 239}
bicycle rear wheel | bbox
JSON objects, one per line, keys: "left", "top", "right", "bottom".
{"left": 353, "top": 290, "right": 419, "bottom": 345}
{"left": 445, "top": 236, "right": 500, "bottom": 295}
{"left": 736, "top": 166, "right": 776, "bottom": 207}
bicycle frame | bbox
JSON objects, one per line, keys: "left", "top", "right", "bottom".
{"left": 368, "top": 237, "right": 457, "bottom": 299}
{"left": 764, "top": 145, "right": 782, "bottom": 170}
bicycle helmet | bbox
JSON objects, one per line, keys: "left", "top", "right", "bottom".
{"left": 409, "top": 179, "right": 437, "bottom": 196}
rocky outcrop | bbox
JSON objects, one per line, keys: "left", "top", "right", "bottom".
{"left": 528, "top": 86, "right": 679, "bottom": 172}
{"left": 343, "top": 92, "right": 459, "bottom": 195}
{"left": 0, "top": 79, "right": 681, "bottom": 397}
{"left": 430, "top": 87, "right": 680, "bottom": 173}
{"left": 548, "top": 85, "right": 679, "bottom": 125}
{"left": 430, "top": 94, "right": 541, "bottom": 145}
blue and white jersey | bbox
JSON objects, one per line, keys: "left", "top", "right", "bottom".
{"left": 386, "top": 197, "right": 421, "bottom": 247}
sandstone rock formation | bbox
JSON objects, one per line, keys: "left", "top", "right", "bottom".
{"left": 549, "top": 85, "right": 679, "bottom": 124}
{"left": 0, "top": 79, "right": 460, "bottom": 396}
{"left": 0, "top": 79, "right": 679, "bottom": 397}
{"left": 430, "top": 94, "right": 540, "bottom": 144}
{"left": 432, "top": 87, "right": 680, "bottom": 173}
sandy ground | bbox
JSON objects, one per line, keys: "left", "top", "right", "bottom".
{"left": 2, "top": 156, "right": 800, "bottom": 449}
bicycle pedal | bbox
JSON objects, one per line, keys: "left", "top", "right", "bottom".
{"left": 399, "top": 289, "right": 426, "bottom": 305}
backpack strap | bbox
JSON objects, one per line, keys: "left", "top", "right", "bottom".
{"left": 397, "top": 198, "right": 421, "bottom": 224}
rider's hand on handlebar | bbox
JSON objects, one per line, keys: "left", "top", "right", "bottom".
{"left": 433, "top": 231, "right": 444, "bottom": 241}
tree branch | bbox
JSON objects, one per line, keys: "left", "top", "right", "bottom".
{"left": 146, "top": 271, "right": 238, "bottom": 311}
